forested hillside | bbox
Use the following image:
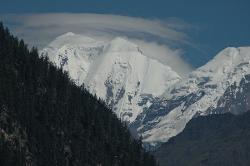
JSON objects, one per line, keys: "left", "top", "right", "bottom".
{"left": 154, "top": 111, "right": 250, "bottom": 166}
{"left": 0, "top": 23, "right": 158, "bottom": 166}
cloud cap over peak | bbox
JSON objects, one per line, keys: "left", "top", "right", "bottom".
{"left": 0, "top": 13, "right": 194, "bottom": 76}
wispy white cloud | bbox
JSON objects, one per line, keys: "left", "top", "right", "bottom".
{"left": 0, "top": 13, "right": 194, "bottom": 76}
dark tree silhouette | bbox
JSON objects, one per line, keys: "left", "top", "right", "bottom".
{"left": 0, "top": 22, "right": 158, "bottom": 166}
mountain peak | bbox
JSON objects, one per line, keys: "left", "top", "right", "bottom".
{"left": 199, "top": 47, "right": 250, "bottom": 72}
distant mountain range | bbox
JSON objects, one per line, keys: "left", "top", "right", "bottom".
{"left": 41, "top": 32, "right": 250, "bottom": 149}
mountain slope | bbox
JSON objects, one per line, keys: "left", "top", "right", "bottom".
{"left": 0, "top": 23, "right": 158, "bottom": 166}
{"left": 131, "top": 47, "right": 250, "bottom": 147}
{"left": 154, "top": 111, "right": 250, "bottom": 166}
{"left": 40, "top": 33, "right": 181, "bottom": 123}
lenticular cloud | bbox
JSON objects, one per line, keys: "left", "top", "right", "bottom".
{"left": 0, "top": 13, "right": 193, "bottom": 76}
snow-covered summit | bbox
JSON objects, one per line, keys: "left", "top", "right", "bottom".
{"left": 198, "top": 47, "right": 250, "bottom": 72}
{"left": 191, "top": 47, "right": 250, "bottom": 86}
{"left": 40, "top": 33, "right": 181, "bottom": 123}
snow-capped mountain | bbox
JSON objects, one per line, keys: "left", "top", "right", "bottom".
{"left": 131, "top": 47, "right": 250, "bottom": 148}
{"left": 41, "top": 32, "right": 250, "bottom": 149}
{"left": 40, "top": 32, "right": 181, "bottom": 123}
